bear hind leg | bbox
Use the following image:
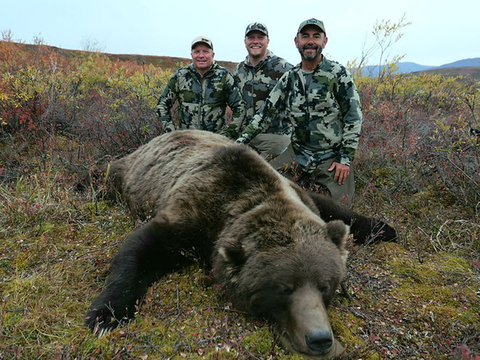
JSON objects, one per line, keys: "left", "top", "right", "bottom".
{"left": 307, "top": 192, "right": 397, "bottom": 244}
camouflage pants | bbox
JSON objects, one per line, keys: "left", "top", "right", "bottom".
{"left": 307, "top": 157, "right": 355, "bottom": 207}
{"left": 250, "top": 133, "right": 291, "bottom": 161}
{"left": 271, "top": 145, "right": 355, "bottom": 207}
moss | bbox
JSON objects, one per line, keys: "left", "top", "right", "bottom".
{"left": 82, "top": 200, "right": 116, "bottom": 216}
{"left": 391, "top": 259, "right": 442, "bottom": 283}
{"left": 437, "top": 253, "right": 473, "bottom": 272}
{"left": 242, "top": 327, "right": 275, "bottom": 353}
{"left": 330, "top": 310, "right": 365, "bottom": 345}
{"left": 390, "top": 251, "right": 474, "bottom": 285}
{"left": 382, "top": 251, "right": 480, "bottom": 350}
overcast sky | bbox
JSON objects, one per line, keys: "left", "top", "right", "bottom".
{"left": 1, "top": 0, "right": 479, "bottom": 67}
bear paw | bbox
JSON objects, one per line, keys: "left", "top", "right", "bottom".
{"left": 85, "top": 306, "right": 125, "bottom": 336}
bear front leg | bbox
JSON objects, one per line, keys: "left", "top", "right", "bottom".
{"left": 85, "top": 213, "right": 203, "bottom": 333}
{"left": 307, "top": 192, "right": 397, "bottom": 244}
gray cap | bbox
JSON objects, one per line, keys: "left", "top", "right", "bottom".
{"left": 191, "top": 36, "right": 213, "bottom": 50}
{"left": 297, "top": 18, "right": 326, "bottom": 34}
{"left": 245, "top": 22, "right": 269, "bottom": 37}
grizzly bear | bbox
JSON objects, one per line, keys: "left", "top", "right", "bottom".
{"left": 83, "top": 130, "right": 395, "bottom": 359}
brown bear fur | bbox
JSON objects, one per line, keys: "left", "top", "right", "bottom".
{"left": 83, "top": 130, "right": 393, "bottom": 358}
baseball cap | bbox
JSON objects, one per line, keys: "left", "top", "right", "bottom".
{"left": 191, "top": 36, "right": 214, "bottom": 50}
{"left": 297, "top": 18, "right": 326, "bottom": 34}
{"left": 245, "top": 22, "right": 269, "bottom": 37}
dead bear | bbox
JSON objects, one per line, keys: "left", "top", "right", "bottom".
{"left": 83, "top": 130, "right": 395, "bottom": 359}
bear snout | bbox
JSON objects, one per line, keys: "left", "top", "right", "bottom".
{"left": 305, "top": 330, "right": 333, "bottom": 353}
{"left": 279, "top": 282, "right": 339, "bottom": 357}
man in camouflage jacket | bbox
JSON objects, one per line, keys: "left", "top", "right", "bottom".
{"left": 232, "top": 22, "right": 293, "bottom": 159}
{"left": 236, "top": 19, "right": 363, "bottom": 205}
{"left": 156, "top": 36, "right": 245, "bottom": 137}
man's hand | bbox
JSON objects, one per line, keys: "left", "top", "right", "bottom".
{"left": 235, "top": 136, "right": 248, "bottom": 144}
{"left": 328, "top": 162, "right": 350, "bottom": 185}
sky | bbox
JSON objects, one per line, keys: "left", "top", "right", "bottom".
{"left": 1, "top": 0, "right": 479, "bottom": 67}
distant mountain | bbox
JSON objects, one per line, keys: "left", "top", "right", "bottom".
{"left": 395, "top": 62, "right": 435, "bottom": 73}
{"left": 438, "top": 58, "right": 480, "bottom": 68}
{"left": 362, "top": 57, "right": 480, "bottom": 78}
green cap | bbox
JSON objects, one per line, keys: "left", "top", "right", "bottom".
{"left": 191, "top": 36, "right": 214, "bottom": 50}
{"left": 297, "top": 18, "right": 326, "bottom": 34}
{"left": 245, "top": 22, "right": 269, "bottom": 37}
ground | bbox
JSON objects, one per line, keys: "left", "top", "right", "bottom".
{"left": 0, "top": 173, "right": 479, "bottom": 359}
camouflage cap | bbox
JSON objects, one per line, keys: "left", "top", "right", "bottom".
{"left": 191, "top": 36, "right": 214, "bottom": 50}
{"left": 297, "top": 18, "right": 326, "bottom": 34}
{"left": 245, "top": 22, "right": 269, "bottom": 37}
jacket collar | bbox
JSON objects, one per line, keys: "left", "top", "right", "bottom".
{"left": 188, "top": 61, "right": 218, "bottom": 78}
{"left": 294, "top": 55, "right": 326, "bottom": 72}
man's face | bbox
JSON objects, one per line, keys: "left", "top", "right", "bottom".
{"left": 295, "top": 25, "right": 328, "bottom": 61}
{"left": 245, "top": 30, "right": 269, "bottom": 60}
{"left": 191, "top": 43, "right": 214, "bottom": 73}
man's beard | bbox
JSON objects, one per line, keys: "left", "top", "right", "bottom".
{"left": 299, "top": 45, "right": 322, "bottom": 61}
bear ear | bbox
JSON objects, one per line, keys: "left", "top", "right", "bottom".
{"left": 326, "top": 220, "right": 349, "bottom": 247}
{"left": 217, "top": 238, "right": 246, "bottom": 268}
{"left": 326, "top": 220, "right": 349, "bottom": 265}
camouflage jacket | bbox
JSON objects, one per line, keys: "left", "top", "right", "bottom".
{"left": 156, "top": 62, "right": 245, "bottom": 137}
{"left": 232, "top": 51, "right": 293, "bottom": 133}
{"left": 237, "top": 57, "right": 363, "bottom": 169}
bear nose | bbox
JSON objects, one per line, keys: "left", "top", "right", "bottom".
{"left": 305, "top": 330, "right": 333, "bottom": 353}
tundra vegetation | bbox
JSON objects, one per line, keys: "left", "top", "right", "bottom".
{"left": 0, "top": 27, "right": 479, "bottom": 359}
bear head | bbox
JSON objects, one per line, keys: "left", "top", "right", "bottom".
{"left": 214, "top": 219, "right": 349, "bottom": 359}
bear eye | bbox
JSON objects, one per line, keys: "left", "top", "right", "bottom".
{"left": 281, "top": 285, "right": 294, "bottom": 295}
{"left": 318, "top": 285, "right": 328, "bottom": 293}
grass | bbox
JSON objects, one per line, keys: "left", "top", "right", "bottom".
{"left": 1, "top": 160, "right": 479, "bottom": 359}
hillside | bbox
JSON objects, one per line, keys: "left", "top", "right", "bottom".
{"left": 416, "top": 66, "right": 480, "bottom": 80}
{"left": 10, "top": 41, "right": 480, "bottom": 80}
{"left": 17, "top": 42, "right": 239, "bottom": 72}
